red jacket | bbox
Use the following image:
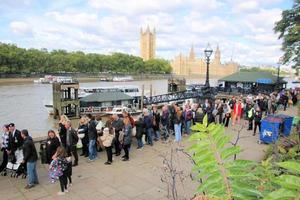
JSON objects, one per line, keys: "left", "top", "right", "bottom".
{"left": 233, "top": 103, "right": 243, "bottom": 116}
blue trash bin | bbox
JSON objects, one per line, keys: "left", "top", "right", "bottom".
{"left": 275, "top": 114, "right": 294, "bottom": 136}
{"left": 260, "top": 117, "right": 283, "bottom": 144}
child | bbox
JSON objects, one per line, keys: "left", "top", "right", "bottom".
{"left": 65, "top": 156, "right": 72, "bottom": 187}
{"left": 50, "top": 147, "right": 68, "bottom": 195}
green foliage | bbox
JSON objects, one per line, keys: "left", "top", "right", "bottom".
{"left": 264, "top": 161, "right": 300, "bottom": 200}
{"left": 0, "top": 42, "right": 171, "bottom": 74}
{"left": 189, "top": 116, "right": 261, "bottom": 199}
{"left": 240, "top": 67, "right": 288, "bottom": 76}
{"left": 274, "top": 0, "right": 300, "bottom": 72}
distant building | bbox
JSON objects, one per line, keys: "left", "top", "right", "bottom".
{"left": 140, "top": 25, "right": 156, "bottom": 61}
{"left": 171, "top": 45, "right": 239, "bottom": 76}
{"left": 218, "top": 71, "right": 287, "bottom": 93}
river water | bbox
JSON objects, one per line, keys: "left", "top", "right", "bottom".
{"left": 0, "top": 77, "right": 296, "bottom": 138}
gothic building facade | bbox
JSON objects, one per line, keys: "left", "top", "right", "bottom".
{"left": 171, "top": 45, "right": 239, "bottom": 76}
{"left": 140, "top": 26, "right": 156, "bottom": 61}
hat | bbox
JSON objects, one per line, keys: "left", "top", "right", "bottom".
{"left": 8, "top": 123, "right": 15, "bottom": 127}
{"left": 103, "top": 127, "right": 109, "bottom": 134}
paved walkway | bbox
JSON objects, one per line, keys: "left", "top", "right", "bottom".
{"left": 0, "top": 107, "right": 296, "bottom": 200}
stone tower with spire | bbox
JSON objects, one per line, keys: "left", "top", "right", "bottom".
{"left": 213, "top": 44, "right": 221, "bottom": 65}
{"left": 140, "top": 25, "right": 156, "bottom": 61}
{"left": 189, "top": 45, "right": 195, "bottom": 61}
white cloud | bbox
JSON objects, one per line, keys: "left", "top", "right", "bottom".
{"left": 88, "top": 0, "right": 219, "bottom": 14}
{"left": 9, "top": 21, "right": 33, "bottom": 36}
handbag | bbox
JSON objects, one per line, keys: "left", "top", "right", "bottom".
{"left": 118, "top": 131, "right": 124, "bottom": 143}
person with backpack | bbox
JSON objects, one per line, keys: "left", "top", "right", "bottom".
{"left": 65, "top": 121, "right": 79, "bottom": 166}
{"left": 50, "top": 147, "right": 69, "bottom": 195}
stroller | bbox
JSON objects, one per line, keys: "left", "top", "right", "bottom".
{"left": 1, "top": 149, "right": 27, "bottom": 178}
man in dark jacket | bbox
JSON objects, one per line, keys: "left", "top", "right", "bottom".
{"left": 65, "top": 121, "right": 79, "bottom": 166}
{"left": 21, "top": 129, "right": 38, "bottom": 189}
{"left": 111, "top": 114, "right": 124, "bottom": 156}
{"left": 9, "top": 123, "right": 23, "bottom": 152}
{"left": 87, "top": 114, "right": 98, "bottom": 161}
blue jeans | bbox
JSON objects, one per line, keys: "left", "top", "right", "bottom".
{"left": 174, "top": 123, "right": 182, "bottom": 142}
{"left": 146, "top": 128, "right": 154, "bottom": 145}
{"left": 154, "top": 130, "right": 160, "bottom": 140}
{"left": 185, "top": 120, "right": 192, "bottom": 135}
{"left": 88, "top": 139, "right": 97, "bottom": 160}
{"left": 137, "top": 137, "right": 144, "bottom": 148}
{"left": 27, "top": 161, "right": 38, "bottom": 186}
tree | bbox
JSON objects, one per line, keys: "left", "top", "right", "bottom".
{"left": 274, "top": 0, "right": 300, "bottom": 75}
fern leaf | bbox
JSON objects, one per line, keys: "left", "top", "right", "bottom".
{"left": 277, "top": 161, "right": 300, "bottom": 174}
{"left": 221, "top": 146, "right": 241, "bottom": 160}
{"left": 272, "top": 175, "right": 300, "bottom": 190}
{"left": 264, "top": 188, "right": 299, "bottom": 200}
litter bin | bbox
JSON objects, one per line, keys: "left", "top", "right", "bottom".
{"left": 275, "top": 114, "right": 294, "bottom": 136}
{"left": 260, "top": 117, "right": 283, "bottom": 144}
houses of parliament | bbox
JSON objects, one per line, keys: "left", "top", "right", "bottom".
{"left": 140, "top": 26, "right": 239, "bottom": 76}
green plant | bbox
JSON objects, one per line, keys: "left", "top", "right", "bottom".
{"left": 264, "top": 161, "right": 300, "bottom": 200}
{"left": 189, "top": 115, "right": 262, "bottom": 199}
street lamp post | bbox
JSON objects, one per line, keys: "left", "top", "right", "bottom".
{"left": 204, "top": 43, "right": 213, "bottom": 88}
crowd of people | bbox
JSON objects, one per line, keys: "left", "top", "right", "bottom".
{"left": 0, "top": 88, "right": 298, "bottom": 195}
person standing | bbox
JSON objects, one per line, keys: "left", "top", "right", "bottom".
{"left": 8, "top": 123, "right": 23, "bottom": 153}
{"left": 46, "top": 130, "right": 60, "bottom": 164}
{"left": 232, "top": 99, "right": 243, "bottom": 126}
{"left": 253, "top": 106, "right": 263, "bottom": 136}
{"left": 21, "top": 129, "right": 39, "bottom": 189}
{"left": 135, "top": 117, "right": 145, "bottom": 149}
{"left": 100, "top": 127, "right": 114, "bottom": 165}
{"left": 0, "top": 124, "right": 11, "bottom": 172}
{"left": 58, "top": 115, "right": 69, "bottom": 147}
{"left": 77, "top": 117, "right": 89, "bottom": 157}
{"left": 65, "top": 121, "right": 79, "bottom": 166}
{"left": 152, "top": 105, "right": 161, "bottom": 141}
{"left": 143, "top": 109, "right": 154, "bottom": 146}
{"left": 111, "top": 114, "right": 124, "bottom": 156}
{"left": 122, "top": 117, "right": 132, "bottom": 161}
{"left": 222, "top": 102, "right": 231, "bottom": 127}
{"left": 183, "top": 104, "right": 193, "bottom": 135}
{"left": 161, "top": 105, "right": 170, "bottom": 141}
{"left": 87, "top": 114, "right": 98, "bottom": 161}
{"left": 247, "top": 104, "right": 254, "bottom": 131}
{"left": 173, "top": 106, "right": 183, "bottom": 144}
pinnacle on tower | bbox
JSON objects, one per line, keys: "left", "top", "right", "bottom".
{"left": 189, "top": 44, "right": 195, "bottom": 61}
{"left": 146, "top": 24, "right": 150, "bottom": 33}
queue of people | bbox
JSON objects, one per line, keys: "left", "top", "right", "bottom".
{"left": 1, "top": 88, "right": 298, "bottom": 195}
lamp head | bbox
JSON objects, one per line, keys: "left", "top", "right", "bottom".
{"left": 204, "top": 43, "right": 213, "bottom": 58}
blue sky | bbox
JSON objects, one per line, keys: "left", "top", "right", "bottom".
{"left": 0, "top": 0, "right": 294, "bottom": 67}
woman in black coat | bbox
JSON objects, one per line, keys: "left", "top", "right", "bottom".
{"left": 46, "top": 130, "right": 60, "bottom": 164}
{"left": 135, "top": 117, "right": 145, "bottom": 149}
{"left": 78, "top": 117, "right": 89, "bottom": 157}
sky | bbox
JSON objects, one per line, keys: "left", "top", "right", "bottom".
{"left": 0, "top": 0, "right": 294, "bottom": 67}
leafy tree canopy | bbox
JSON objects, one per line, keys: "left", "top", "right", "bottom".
{"left": 274, "top": 0, "right": 300, "bottom": 74}
{"left": 0, "top": 42, "right": 171, "bottom": 74}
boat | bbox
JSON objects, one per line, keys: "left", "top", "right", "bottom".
{"left": 104, "top": 106, "right": 142, "bottom": 117}
{"left": 44, "top": 85, "right": 141, "bottom": 114}
{"left": 112, "top": 76, "right": 134, "bottom": 82}
{"left": 99, "top": 77, "right": 113, "bottom": 82}
{"left": 34, "top": 75, "right": 73, "bottom": 84}
{"left": 78, "top": 85, "right": 140, "bottom": 98}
